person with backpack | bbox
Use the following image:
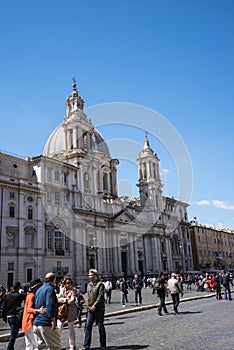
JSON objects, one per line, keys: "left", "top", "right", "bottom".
{"left": 221, "top": 270, "right": 232, "bottom": 300}
{"left": 2, "top": 281, "right": 25, "bottom": 350}
{"left": 155, "top": 272, "right": 169, "bottom": 316}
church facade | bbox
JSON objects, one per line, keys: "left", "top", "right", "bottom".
{"left": 0, "top": 83, "right": 193, "bottom": 287}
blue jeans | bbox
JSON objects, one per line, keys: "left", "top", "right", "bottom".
{"left": 83, "top": 309, "right": 106, "bottom": 349}
{"left": 158, "top": 294, "right": 168, "bottom": 314}
{"left": 223, "top": 284, "right": 232, "bottom": 300}
{"left": 105, "top": 289, "right": 112, "bottom": 303}
{"left": 7, "top": 316, "right": 20, "bottom": 350}
{"left": 171, "top": 293, "right": 180, "bottom": 313}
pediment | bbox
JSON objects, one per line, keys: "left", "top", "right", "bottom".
{"left": 112, "top": 208, "right": 140, "bottom": 224}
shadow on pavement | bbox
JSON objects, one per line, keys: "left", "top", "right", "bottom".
{"left": 92, "top": 346, "right": 149, "bottom": 349}
{"left": 178, "top": 311, "right": 202, "bottom": 315}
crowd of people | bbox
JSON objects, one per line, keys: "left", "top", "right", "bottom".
{"left": 0, "top": 269, "right": 233, "bottom": 349}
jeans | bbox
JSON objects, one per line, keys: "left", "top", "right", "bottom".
{"left": 158, "top": 294, "right": 168, "bottom": 314}
{"left": 7, "top": 316, "right": 20, "bottom": 350}
{"left": 171, "top": 293, "right": 180, "bottom": 313}
{"left": 223, "top": 284, "right": 232, "bottom": 300}
{"left": 83, "top": 309, "right": 106, "bottom": 349}
{"left": 135, "top": 289, "right": 142, "bottom": 305}
{"left": 105, "top": 290, "right": 112, "bottom": 303}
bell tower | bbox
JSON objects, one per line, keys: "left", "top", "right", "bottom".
{"left": 137, "top": 134, "right": 163, "bottom": 215}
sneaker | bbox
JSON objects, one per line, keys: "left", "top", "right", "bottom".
{"left": 157, "top": 312, "right": 162, "bottom": 316}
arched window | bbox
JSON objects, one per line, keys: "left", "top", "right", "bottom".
{"left": 83, "top": 133, "right": 88, "bottom": 151}
{"left": 84, "top": 172, "right": 90, "bottom": 190}
{"left": 103, "top": 173, "right": 108, "bottom": 191}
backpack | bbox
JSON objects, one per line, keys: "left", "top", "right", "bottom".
{"left": 154, "top": 279, "right": 161, "bottom": 290}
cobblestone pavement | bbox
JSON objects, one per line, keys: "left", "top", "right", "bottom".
{"left": 0, "top": 286, "right": 233, "bottom": 349}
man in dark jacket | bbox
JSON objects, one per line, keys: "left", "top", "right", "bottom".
{"left": 33, "top": 272, "right": 61, "bottom": 349}
{"left": 2, "top": 281, "right": 25, "bottom": 350}
{"left": 80, "top": 269, "right": 106, "bottom": 350}
{"left": 156, "top": 272, "right": 169, "bottom": 316}
{"left": 132, "top": 274, "right": 143, "bottom": 306}
{"left": 221, "top": 270, "right": 232, "bottom": 300}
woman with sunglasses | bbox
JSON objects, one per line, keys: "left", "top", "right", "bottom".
{"left": 57, "top": 276, "right": 78, "bottom": 350}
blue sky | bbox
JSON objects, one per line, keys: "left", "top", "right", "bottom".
{"left": 1, "top": 0, "right": 234, "bottom": 229}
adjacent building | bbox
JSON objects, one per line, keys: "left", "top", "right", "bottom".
{"left": 190, "top": 217, "right": 234, "bottom": 272}
{"left": 0, "top": 82, "right": 193, "bottom": 287}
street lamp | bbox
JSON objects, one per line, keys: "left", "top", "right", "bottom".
{"left": 179, "top": 241, "right": 184, "bottom": 274}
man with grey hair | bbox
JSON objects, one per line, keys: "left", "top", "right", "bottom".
{"left": 167, "top": 273, "right": 183, "bottom": 315}
{"left": 33, "top": 272, "right": 61, "bottom": 349}
{"left": 79, "top": 269, "right": 106, "bottom": 350}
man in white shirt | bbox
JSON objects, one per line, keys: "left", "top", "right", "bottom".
{"left": 167, "top": 273, "right": 183, "bottom": 314}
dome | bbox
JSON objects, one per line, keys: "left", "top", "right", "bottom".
{"left": 43, "top": 123, "right": 111, "bottom": 158}
{"left": 43, "top": 82, "right": 111, "bottom": 159}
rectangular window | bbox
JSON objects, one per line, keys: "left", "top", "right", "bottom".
{"left": 64, "top": 172, "right": 68, "bottom": 183}
{"left": 8, "top": 263, "right": 14, "bottom": 270}
{"left": 9, "top": 192, "right": 15, "bottom": 199}
{"left": 47, "top": 191, "right": 51, "bottom": 203}
{"left": 55, "top": 170, "right": 60, "bottom": 181}
{"left": 47, "top": 230, "right": 52, "bottom": 250}
{"left": 28, "top": 208, "right": 33, "bottom": 220}
{"left": 64, "top": 193, "right": 68, "bottom": 206}
{"left": 47, "top": 168, "right": 52, "bottom": 179}
{"left": 26, "top": 233, "right": 33, "bottom": 248}
{"left": 55, "top": 192, "right": 60, "bottom": 205}
{"left": 9, "top": 206, "right": 15, "bottom": 218}
{"left": 199, "top": 249, "right": 203, "bottom": 256}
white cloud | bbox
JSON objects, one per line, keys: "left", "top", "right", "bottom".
{"left": 195, "top": 199, "right": 234, "bottom": 211}
{"left": 196, "top": 200, "right": 211, "bottom": 206}
{"left": 212, "top": 200, "right": 234, "bottom": 211}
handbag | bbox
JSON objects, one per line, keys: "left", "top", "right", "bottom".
{"left": 58, "top": 303, "right": 68, "bottom": 322}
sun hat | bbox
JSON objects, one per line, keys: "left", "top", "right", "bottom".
{"left": 29, "top": 278, "right": 42, "bottom": 291}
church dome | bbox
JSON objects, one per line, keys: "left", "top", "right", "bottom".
{"left": 43, "top": 81, "right": 110, "bottom": 158}
{"left": 43, "top": 123, "right": 110, "bottom": 158}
